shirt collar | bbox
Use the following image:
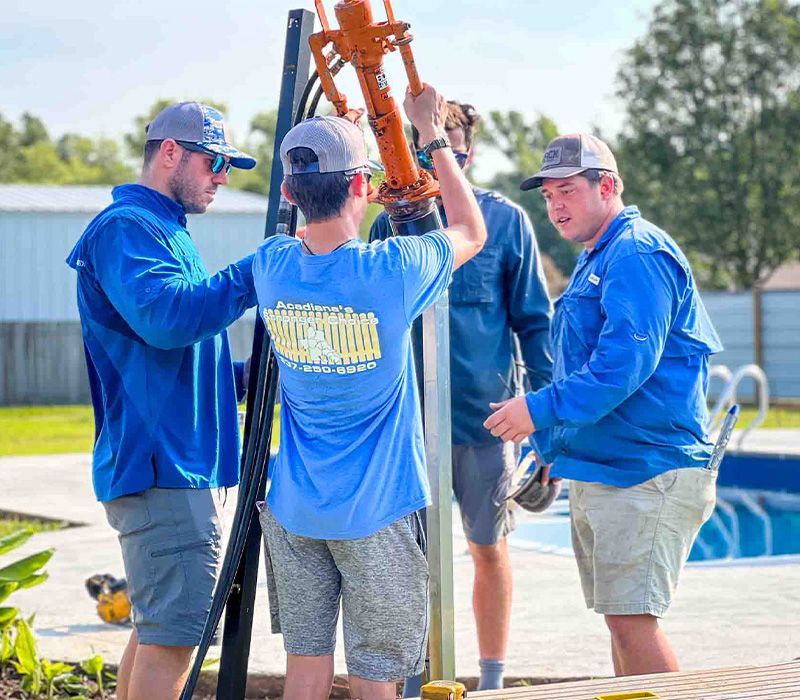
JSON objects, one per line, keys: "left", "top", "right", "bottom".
{"left": 112, "top": 184, "right": 188, "bottom": 227}
{"left": 587, "top": 205, "right": 640, "bottom": 256}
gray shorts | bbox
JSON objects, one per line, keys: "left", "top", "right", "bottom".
{"left": 452, "top": 442, "right": 517, "bottom": 545}
{"left": 103, "top": 487, "right": 224, "bottom": 646}
{"left": 571, "top": 467, "right": 717, "bottom": 617}
{"left": 258, "top": 505, "right": 429, "bottom": 682}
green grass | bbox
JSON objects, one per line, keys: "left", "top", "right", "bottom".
{"left": 0, "top": 403, "right": 796, "bottom": 457}
{"left": 0, "top": 404, "right": 282, "bottom": 457}
{"left": 0, "top": 405, "right": 95, "bottom": 456}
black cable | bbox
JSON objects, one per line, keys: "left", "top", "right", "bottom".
{"left": 307, "top": 83, "right": 326, "bottom": 119}
{"left": 180, "top": 66, "right": 321, "bottom": 700}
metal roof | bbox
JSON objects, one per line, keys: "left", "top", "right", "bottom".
{"left": 0, "top": 183, "right": 268, "bottom": 214}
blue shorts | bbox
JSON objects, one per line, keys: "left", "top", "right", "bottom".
{"left": 103, "top": 487, "right": 224, "bottom": 646}
{"left": 452, "top": 442, "right": 517, "bottom": 546}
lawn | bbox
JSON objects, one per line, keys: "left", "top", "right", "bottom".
{"left": 0, "top": 404, "right": 282, "bottom": 456}
{"left": 0, "top": 403, "right": 797, "bottom": 457}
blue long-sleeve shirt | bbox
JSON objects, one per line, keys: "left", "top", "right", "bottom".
{"left": 66, "top": 184, "right": 257, "bottom": 501}
{"left": 370, "top": 187, "right": 553, "bottom": 444}
{"left": 527, "top": 206, "right": 723, "bottom": 487}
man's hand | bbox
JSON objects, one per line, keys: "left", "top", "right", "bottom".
{"left": 484, "top": 396, "right": 535, "bottom": 443}
{"left": 343, "top": 107, "right": 365, "bottom": 125}
{"left": 403, "top": 84, "right": 447, "bottom": 144}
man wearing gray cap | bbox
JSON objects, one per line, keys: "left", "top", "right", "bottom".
{"left": 67, "top": 102, "right": 258, "bottom": 700}
{"left": 252, "top": 84, "right": 486, "bottom": 699}
{"left": 485, "top": 134, "right": 723, "bottom": 676}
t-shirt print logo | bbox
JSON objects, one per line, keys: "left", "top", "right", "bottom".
{"left": 262, "top": 300, "right": 382, "bottom": 372}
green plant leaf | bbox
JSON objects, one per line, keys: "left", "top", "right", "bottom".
{"left": 0, "top": 606, "right": 18, "bottom": 627}
{"left": 201, "top": 656, "right": 220, "bottom": 670}
{"left": 13, "top": 618, "right": 39, "bottom": 675}
{"left": 0, "top": 549, "right": 54, "bottom": 583}
{"left": 17, "top": 572, "right": 49, "bottom": 590}
{"left": 42, "top": 658, "right": 74, "bottom": 680}
{"left": 0, "top": 625, "right": 15, "bottom": 663}
{"left": 0, "top": 528, "right": 34, "bottom": 555}
{"left": 80, "top": 653, "right": 104, "bottom": 676}
{"left": 0, "top": 582, "right": 19, "bottom": 605}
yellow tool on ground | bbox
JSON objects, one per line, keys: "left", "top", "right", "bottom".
{"left": 596, "top": 692, "right": 660, "bottom": 699}
{"left": 420, "top": 680, "right": 467, "bottom": 700}
{"left": 85, "top": 573, "right": 131, "bottom": 624}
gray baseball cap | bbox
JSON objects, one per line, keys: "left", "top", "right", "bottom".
{"left": 146, "top": 102, "right": 256, "bottom": 170}
{"left": 280, "top": 116, "right": 369, "bottom": 175}
{"left": 520, "top": 133, "right": 617, "bottom": 190}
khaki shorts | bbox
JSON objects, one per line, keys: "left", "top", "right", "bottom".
{"left": 570, "top": 467, "right": 717, "bottom": 617}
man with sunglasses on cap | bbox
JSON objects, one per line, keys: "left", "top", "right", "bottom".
{"left": 251, "top": 84, "right": 485, "bottom": 699}
{"left": 66, "top": 102, "right": 258, "bottom": 700}
{"left": 369, "top": 100, "right": 553, "bottom": 691}
{"left": 485, "top": 134, "right": 722, "bottom": 676}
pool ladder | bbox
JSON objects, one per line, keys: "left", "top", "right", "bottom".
{"left": 708, "top": 363, "right": 770, "bottom": 449}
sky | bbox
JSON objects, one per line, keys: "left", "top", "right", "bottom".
{"left": 2, "top": 1, "right": 659, "bottom": 177}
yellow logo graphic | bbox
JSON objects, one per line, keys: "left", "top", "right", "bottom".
{"left": 263, "top": 301, "right": 382, "bottom": 372}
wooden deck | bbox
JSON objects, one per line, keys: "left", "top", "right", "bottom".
{"left": 462, "top": 660, "right": 800, "bottom": 699}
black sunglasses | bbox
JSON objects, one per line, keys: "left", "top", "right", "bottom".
{"left": 175, "top": 141, "right": 232, "bottom": 175}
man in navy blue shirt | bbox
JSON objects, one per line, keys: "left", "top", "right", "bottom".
{"left": 67, "top": 102, "right": 258, "bottom": 700}
{"left": 370, "top": 101, "right": 552, "bottom": 690}
{"left": 485, "top": 134, "right": 723, "bottom": 677}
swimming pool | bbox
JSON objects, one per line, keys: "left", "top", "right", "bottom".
{"left": 509, "top": 451, "right": 800, "bottom": 564}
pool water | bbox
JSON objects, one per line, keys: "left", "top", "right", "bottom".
{"left": 509, "top": 484, "right": 800, "bottom": 563}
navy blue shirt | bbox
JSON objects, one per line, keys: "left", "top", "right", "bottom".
{"left": 528, "top": 206, "right": 723, "bottom": 487}
{"left": 66, "top": 184, "right": 257, "bottom": 501}
{"left": 370, "top": 187, "right": 553, "bottom": 445}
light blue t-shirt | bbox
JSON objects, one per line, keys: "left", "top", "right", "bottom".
{"left": 252, "top": 231, "right": 455, "bottom": 539}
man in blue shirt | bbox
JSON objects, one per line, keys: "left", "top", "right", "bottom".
{"left": 485, "top": 134, "right": 723, "bottom": 677}
{"left": 66, "top": 102, "right": 258, "bottom": 700}
{"left": 370, "top": 100, "right": 552, "bottom": 691}
{"left": 253, "top": 84, "right": 486, "bottom": 699}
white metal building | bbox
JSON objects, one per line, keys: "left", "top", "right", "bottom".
{"left": 0, "top": 184, "right": 263, "bottom": 404}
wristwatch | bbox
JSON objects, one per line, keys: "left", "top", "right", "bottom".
{"left": 421, "top": 136, "right": 451, "bottom": 158}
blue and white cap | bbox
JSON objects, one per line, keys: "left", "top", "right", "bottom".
{"left": 146, "top": 102, "right": 256, "bottom": 170}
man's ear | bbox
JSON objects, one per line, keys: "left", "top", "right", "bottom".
{"left": 350, "top": 171, "right": 369, "bottom": 198}
{"left": 281, "top": 181, "right": 296, "bottom": 205}
{"left": 600, "top": 173, "right": 615, "bottom": 200}
{"left": 159, "top": 139, "right": 182, "bottom": 170}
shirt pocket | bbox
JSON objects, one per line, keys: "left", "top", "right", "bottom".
{"left": 559, "top": 284, "right": 604, "bottom": 351}
{"left": 451, "top": 246, "right": 501, "bottom": 305}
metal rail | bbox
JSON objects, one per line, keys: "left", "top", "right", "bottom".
{"left": 708, "top": 363, "right": 770, "bottom": 447}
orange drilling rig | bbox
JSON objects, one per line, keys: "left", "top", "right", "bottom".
{"left": 309, "top": 0, "right": 442, "bottom": 234}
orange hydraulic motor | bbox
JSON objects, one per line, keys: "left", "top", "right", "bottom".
{"left": 310, "top": 0, "right": 440, "bottom": 225}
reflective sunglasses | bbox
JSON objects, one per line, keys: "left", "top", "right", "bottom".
{"left": 416, "top": 149, "right": 469, "bottom": 171}
{"left": 176, "top": 140, "right": 232, "bottom": 175}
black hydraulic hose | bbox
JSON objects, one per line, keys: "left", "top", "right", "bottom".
{"left": 180, "top": 67, "right": 322, "bottom": 699}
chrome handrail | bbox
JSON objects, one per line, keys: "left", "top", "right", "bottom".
{"left": 708, "top": 364, "right": 770, "bottom": 448}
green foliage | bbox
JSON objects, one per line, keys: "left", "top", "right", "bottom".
{"left": 80, "top": 654, "right": 105, "bottom": 695}
{"left": 0, "top": 112, "right": 135, "bottom": 186}
{"left": 615, "top": 0, "right": 800, "bottom": 289}
{"left": 228, "top": 110, "right": 278, "bottom": 196}
{"left": 477, "top": 110, "right": 579, "bottom": 276}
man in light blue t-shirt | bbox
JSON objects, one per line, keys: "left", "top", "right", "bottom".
{"left": 252, "top": 84, "right": 486, "bottom": 699}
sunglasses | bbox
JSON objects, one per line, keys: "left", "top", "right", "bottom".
{"left": 416, "top": 149, "right": 469, "bottom": 171}
{"left": 176, "top": 140, "right": 232, "bottom": 175}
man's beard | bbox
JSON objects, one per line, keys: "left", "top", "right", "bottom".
{"left": 168, "top": 155, "right": 214, "bottom": 214}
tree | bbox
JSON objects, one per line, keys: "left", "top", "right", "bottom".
{"left": 615, "top": 0, "right": 800, "bottom": 289}
{"left": 478, "top": 110, "right": 579, "bottom": 276}
{"left": 227, "top": 110, "right": 278, "bottom": 196}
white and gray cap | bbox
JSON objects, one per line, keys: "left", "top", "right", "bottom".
{"left": 280, "top": 116, "right": 369, "bottom": 175}
{"left": 520, "top": 133, "right": 617, "bottom": 190}
{"left": 146, "top": 101, "right": 256, "bottom": 170}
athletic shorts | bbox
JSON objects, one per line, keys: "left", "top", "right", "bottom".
{"left": 452, "top": 442, "right": 517, "bottom": 546}
{"left": 570, "top": 467, "right": 717, "bottom": 617}
{"left": 259, "top": 504, "right": 429, "bottom": 682}
{"left": 103, "top": 487, "right": 224, "bottom": 646}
